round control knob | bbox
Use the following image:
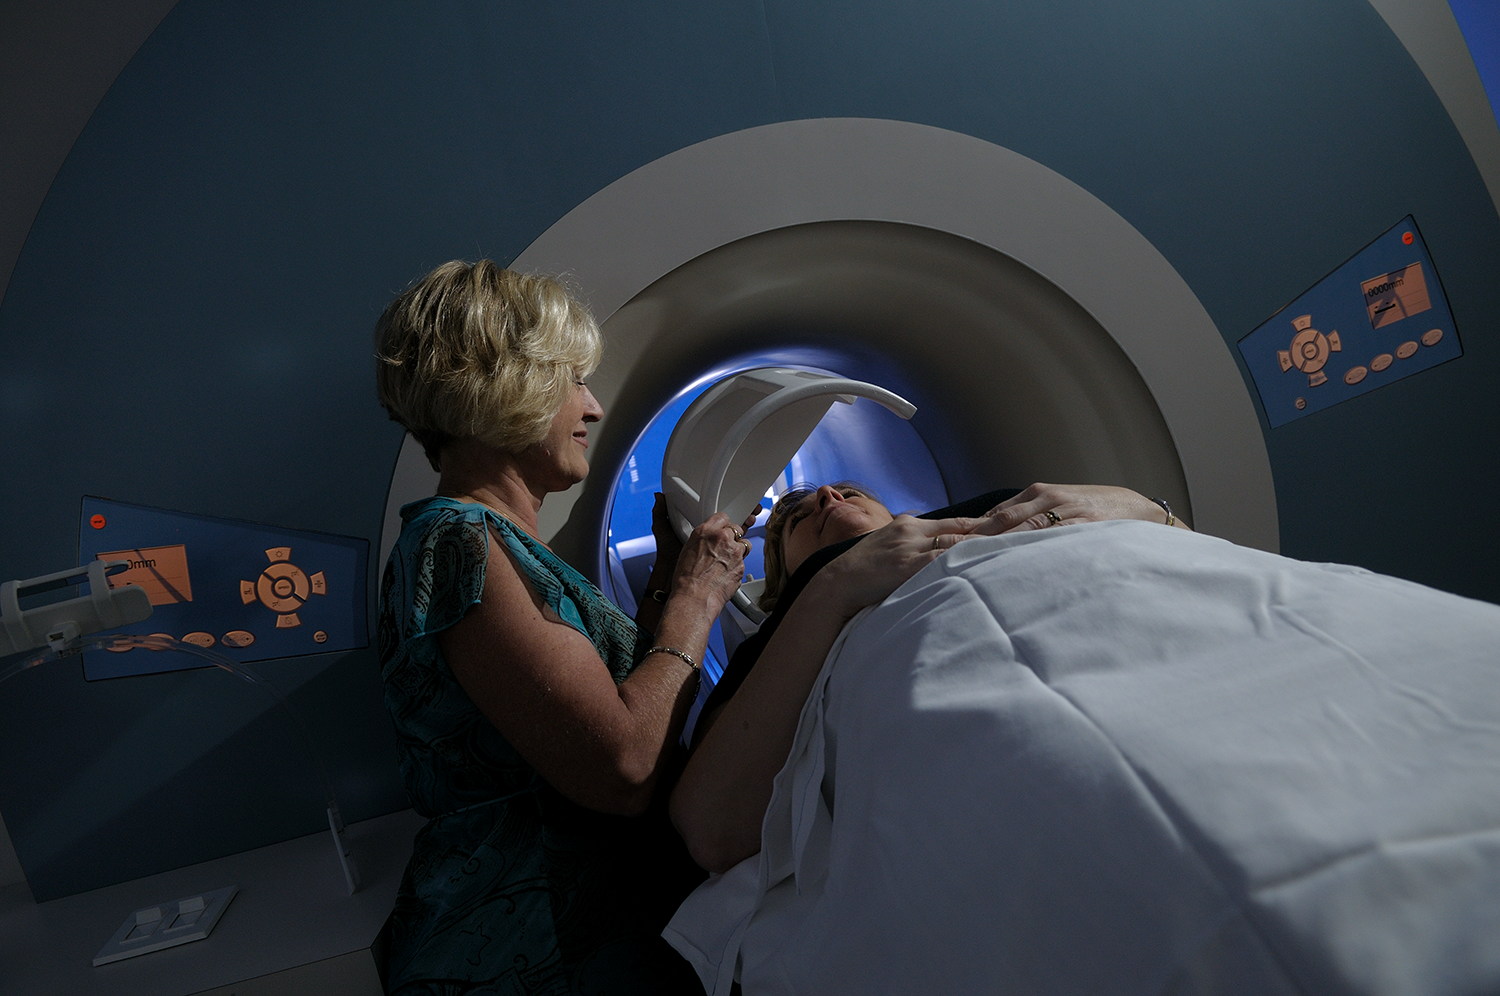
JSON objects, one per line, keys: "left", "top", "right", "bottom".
{"left": 1289, "top": 328, "right": 1330, "bottom": 374}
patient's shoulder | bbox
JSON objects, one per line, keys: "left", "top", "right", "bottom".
{"left": 921, "top": 488, "right": 1023, "bottom": 520}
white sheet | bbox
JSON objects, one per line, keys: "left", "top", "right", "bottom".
{"left": 664, "top": 521, "right": 1500, "bottom": 995}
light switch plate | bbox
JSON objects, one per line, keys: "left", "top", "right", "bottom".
{"left": 92, "top": 885, "right": 238, "bottom": 966}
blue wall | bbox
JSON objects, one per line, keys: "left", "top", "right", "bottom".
{"left": 1, "top": 0, "right": 1496, "bottom": 898}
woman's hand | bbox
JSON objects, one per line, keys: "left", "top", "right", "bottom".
{"left": 964, "top": 483, "right": 1189, "bottom": 534}
{"left": 669, "top": 511, "right": 750, "bottom": 610}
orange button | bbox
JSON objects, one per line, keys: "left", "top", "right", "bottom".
{"left": 1421, "top": 328, "right": 1443, "bottom": 347}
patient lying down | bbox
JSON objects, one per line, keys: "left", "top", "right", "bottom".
{"left": 671, "top": 482, "right": 1187, "bottom": 873}
{"left": 665, "top": 485, "right": 1500, "bottom": 996}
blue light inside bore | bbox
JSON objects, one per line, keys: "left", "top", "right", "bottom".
{"left": 604, "top": 366, "right": 948, "bottom": 688}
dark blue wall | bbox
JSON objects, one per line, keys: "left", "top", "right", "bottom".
{"left": 1, "top": 0, "right": 1495, "bottom": 898}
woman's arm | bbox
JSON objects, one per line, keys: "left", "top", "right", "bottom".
{"left": 440, "top": 514, "right": 744, "bottom": 817}
{"left": 671, "top": 515, "right": 962, "bottom": 872}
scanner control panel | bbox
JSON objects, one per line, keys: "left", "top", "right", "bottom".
{"left": 78, "top": 497, "right": 368, "bottom": 680}
{"left": 1239, "top": 215, "right": 1462, "bottom": 427}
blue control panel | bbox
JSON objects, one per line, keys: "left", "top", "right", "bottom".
{"left": 78, "top": 497, "right": 368, "bottom": 680}
{"left": 1239, "top": 216, "right": 1462, "bottom": 427}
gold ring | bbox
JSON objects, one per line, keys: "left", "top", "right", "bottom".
{"left": 933, "top": 535, "right": 941, "bottom": 551}
{"left": 731, "top": 526, "right": 743, "bottom": 540}
{"left": 1044, "top": 509, "right": 1062, "bottom": 526}
{"left": 741, "top": 539, "right": 752, "bottom": 556}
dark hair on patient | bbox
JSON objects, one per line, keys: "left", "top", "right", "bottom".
{"left": 758, "top": 481, "right": 883, "bottom": 613}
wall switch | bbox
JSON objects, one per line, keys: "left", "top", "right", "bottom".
{"left": 92, "top": 885, "right": 237, "bottom": 966}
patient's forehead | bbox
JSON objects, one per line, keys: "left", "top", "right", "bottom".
{"left": 778, "top": 484, "right": 883, "bottom": 515}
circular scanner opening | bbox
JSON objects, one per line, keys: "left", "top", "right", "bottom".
{"left": 545, "top": 221, "right": 1191, "bottom": 596}
{"left": 602, "top": 351, "right": 948, "bottom": 681}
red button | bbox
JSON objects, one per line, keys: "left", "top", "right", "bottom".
{"left": 90, "top": 514, "right": 106, "bottom": 529}
{"left": 1402, "top": 232, "right": 1414, "bottom": 245}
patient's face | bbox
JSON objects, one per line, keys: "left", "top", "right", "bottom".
{"left": 781, "top": 485, "right": 894, "bottom": 576}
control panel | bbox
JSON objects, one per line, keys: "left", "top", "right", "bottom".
{"left": 78, "top": 497, "right": 368, "bottom": 680}
{"left": 1239, "top": 216, "right": 1462, "bottom": 427}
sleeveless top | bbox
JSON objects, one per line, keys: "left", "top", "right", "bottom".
{"left": 378, "top": 497, "right": 703, "bottom": 995}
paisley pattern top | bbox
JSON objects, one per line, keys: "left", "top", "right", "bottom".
{"left": 379, "top": 497, "right": 703, "bottom": 995}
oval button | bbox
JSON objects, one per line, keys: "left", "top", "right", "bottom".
{"left": 1421, "top": 328, "right": 1443, "bottom": 347}
{"left": 1343, "top": 366, "right": 1368, "bottom": 385}
{"left": 222, "top": 630, "right": 256, "bottom": 648}
{"left": 1371, "top": 353, "right": 1394, "bottom": 372}
{"left": 182, "top": 632, "right": 217, "bottom": 648}
{"left": 1396, "top": 341, "right": 1418, "bottom": 359}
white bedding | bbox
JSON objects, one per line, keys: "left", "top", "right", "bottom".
{"left": 664, "top": 521, "right": 1500, "bottom": 995}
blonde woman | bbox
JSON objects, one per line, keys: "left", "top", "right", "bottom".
{"left": 374, "top": 261, "right": 745, "bottom": 994}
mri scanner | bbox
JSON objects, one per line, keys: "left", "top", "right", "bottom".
{"left": 0, "top": 0, "right": 1497, "bottom": 992}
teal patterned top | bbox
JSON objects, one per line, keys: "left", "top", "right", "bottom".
{"left": 378, "top": 497, "right": 703, "bottom": 995}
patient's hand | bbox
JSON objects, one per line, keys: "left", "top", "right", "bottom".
{"left": 966, "top": 483, "right": 1190, "bottom": 534}
{"left": 814, "top": 515, "right": 962, "bottom": 619}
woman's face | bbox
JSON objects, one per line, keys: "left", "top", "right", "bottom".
{"left": 780, "top": 485, "right": 894, "bottom": 576}
{"left": 523, "top": 377, "right": 603, "bottom": 493}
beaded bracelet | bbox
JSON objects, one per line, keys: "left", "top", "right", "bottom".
{"left": 646, "top": 645, "right": 698, "bottom": 671}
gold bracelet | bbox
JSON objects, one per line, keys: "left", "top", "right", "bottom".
{"left": 1148, "top": 497, "right": 1175, "bottom": 528}
{"left": 646, "top": 645, "right": 697, "bottom": 671}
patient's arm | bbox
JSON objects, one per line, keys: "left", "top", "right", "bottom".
{"left": 670, "top": 576, "right": 851, "bottom": 871}
{"left": 671, "top": 514, "right": 960, "bottom": 873}
{"left": 969, "top": 482, "right": 1193, "bottom": 534}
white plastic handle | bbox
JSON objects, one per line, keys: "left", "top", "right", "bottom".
{"left": 701, "top": 379, "right": 915, "bottom": 523}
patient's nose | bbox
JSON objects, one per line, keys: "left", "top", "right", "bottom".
{"left": 816, "top": 485, "right": 844, "bottom": 508}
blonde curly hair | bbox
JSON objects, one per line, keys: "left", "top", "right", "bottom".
{"left": 374, "top": 260, "right": 602, "bottom": 471}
